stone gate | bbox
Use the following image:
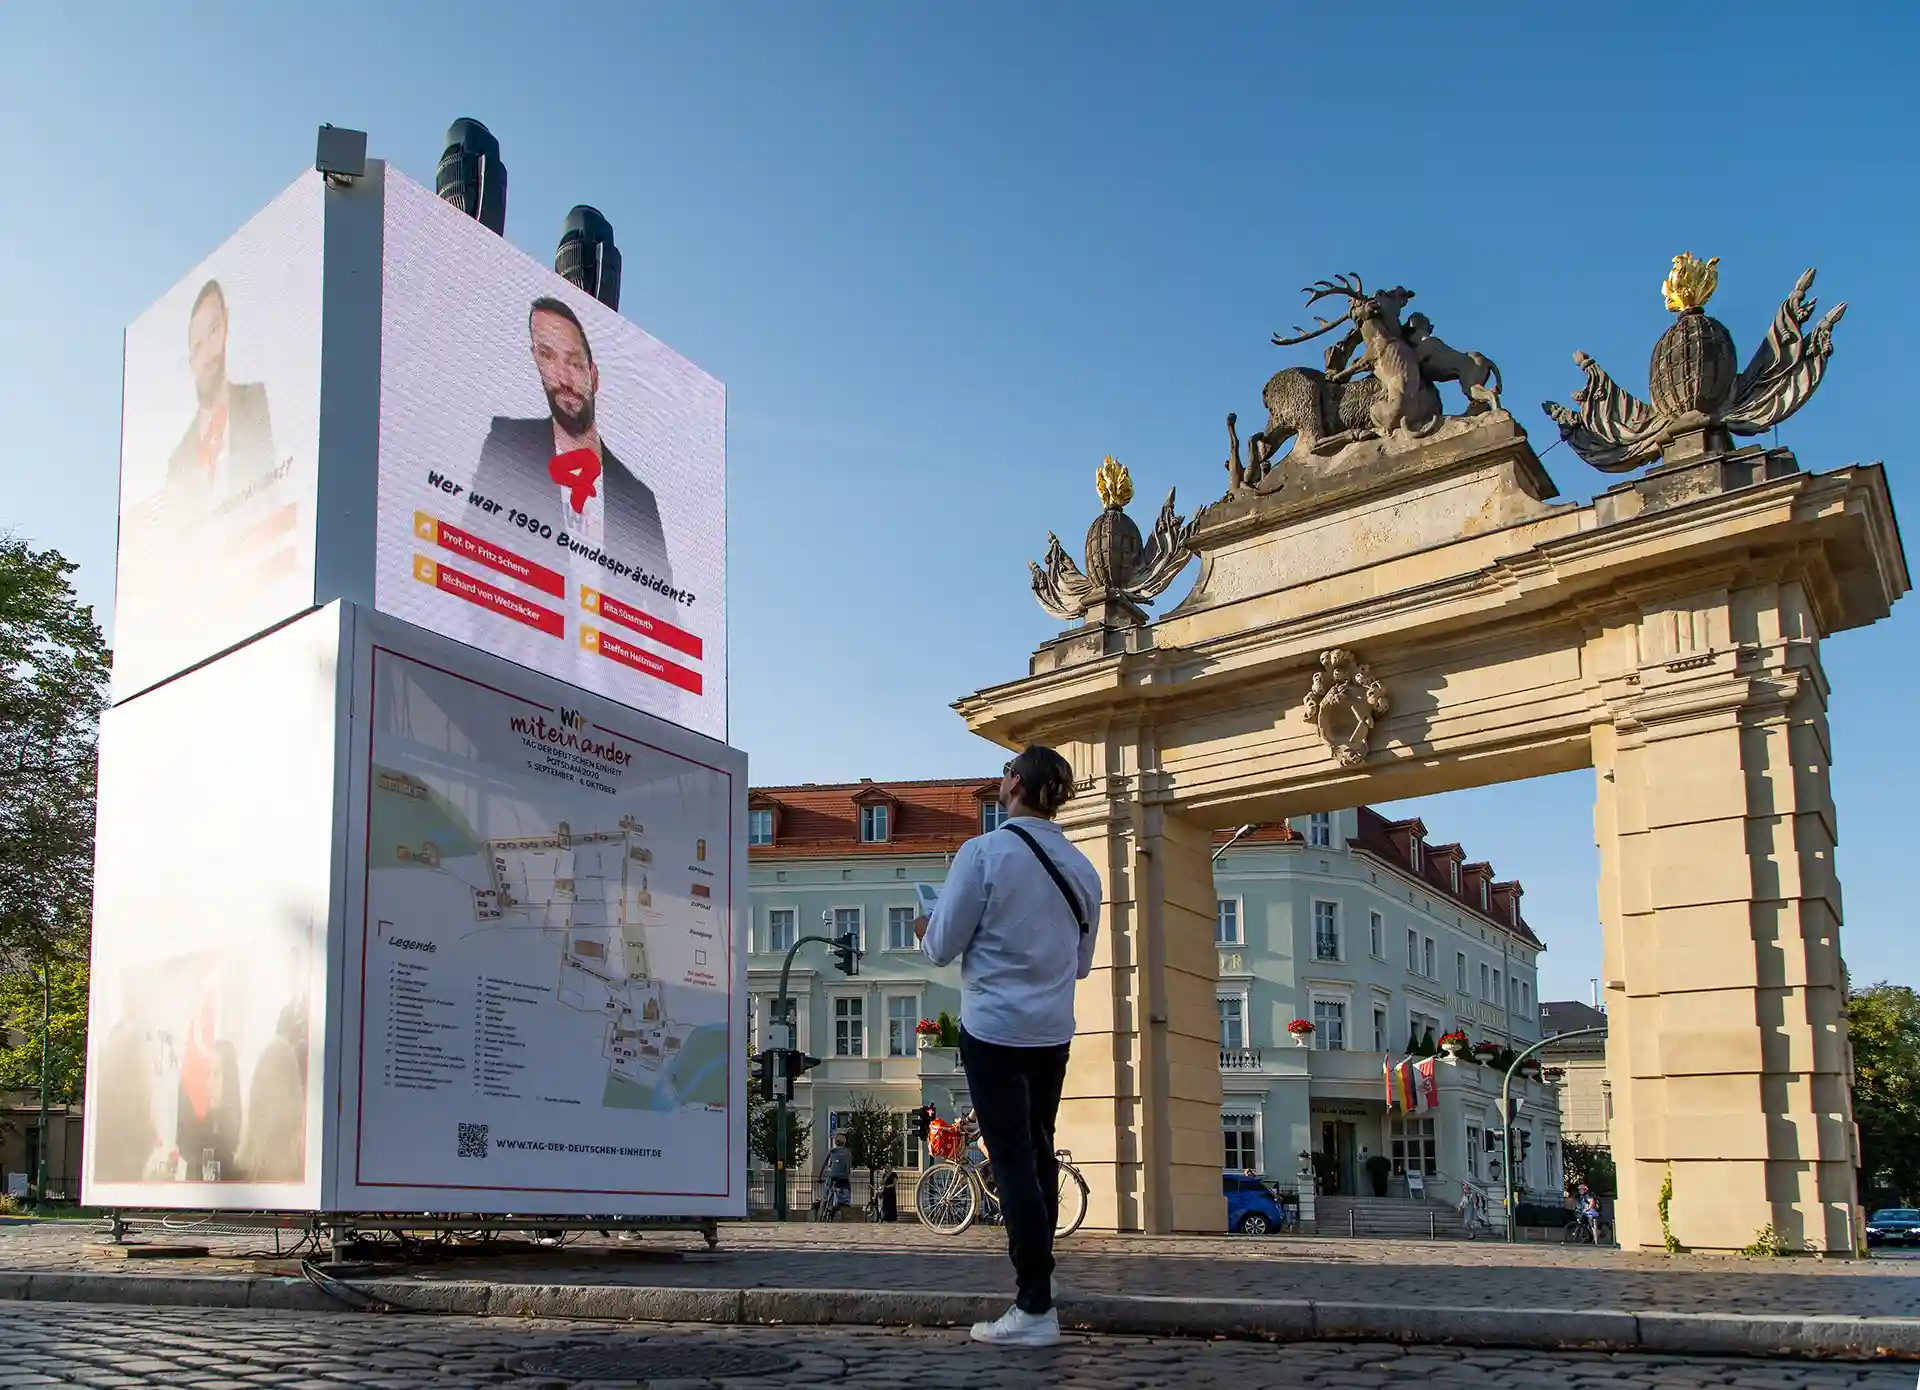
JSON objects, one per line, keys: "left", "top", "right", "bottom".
{"left": 956, "top": 260, "right": 1906, "bottom": 1253}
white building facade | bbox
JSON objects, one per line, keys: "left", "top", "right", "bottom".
{"left": 745, "top": 781, "right": 1564, "bottom": 1218}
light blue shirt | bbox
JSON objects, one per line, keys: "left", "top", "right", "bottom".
{"left": 921, "top": 818, "right": 1102, "bottom": 1048}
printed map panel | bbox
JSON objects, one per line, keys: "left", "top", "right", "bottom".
{"left": 353, "top": 645, "right": 734, "bottom": 1201}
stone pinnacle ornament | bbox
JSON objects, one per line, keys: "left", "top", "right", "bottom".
{"left": 1542, "top": 253, "right": 1846, "bottom": 472}
{"left": 1030, "top": 457, "right": 1194, "bottom": 622}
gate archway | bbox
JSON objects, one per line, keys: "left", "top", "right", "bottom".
{"left": 956, "top": 265, "right": 1905, "bottom": 1254}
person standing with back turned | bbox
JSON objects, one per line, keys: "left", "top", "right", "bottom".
{"left": 916, "top": 746, "right": 1100, "bottom": 1347}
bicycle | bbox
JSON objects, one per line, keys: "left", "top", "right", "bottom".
{"left": 1563, "top": 1213, "right": 1612, "bottom": 1245}
{"left": 812, "top": 1177, "right": 851, "bottom": 1223}
{"left": 912, "top": 1108, "right": 1089, "bottom": 1238}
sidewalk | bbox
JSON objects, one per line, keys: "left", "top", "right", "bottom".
{"left": 2, "top": 1219, "right": 1916, "bottom": 1358}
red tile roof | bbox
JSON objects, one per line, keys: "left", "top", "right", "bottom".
{"left": 749, "top": 778, "right": 992, "bottom": 859}
{"left": 748, "top": 776, "right": 1541, "bottom": 948}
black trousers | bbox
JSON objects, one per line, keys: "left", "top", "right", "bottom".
{"left": 959, "top": 1027, "right": 1071, "bottom": 1315}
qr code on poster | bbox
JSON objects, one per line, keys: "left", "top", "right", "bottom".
{"left": 457, "top": 1122, "right": 489, "bottom": 1159}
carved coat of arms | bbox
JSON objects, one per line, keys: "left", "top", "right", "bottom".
{"left": 1303, "top": 650, "right": 1389, "bottom": 767}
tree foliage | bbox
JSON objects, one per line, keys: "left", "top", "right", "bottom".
{"left": 0, "top": 538, "right": 108, "bottom": 975}
{"left": 1561, "top": 1137, "right": 1616, "bottom": 1198}
{"left": 0, "top": 956, "right": 87, "bottom": 1106}
{"left": 1849, "top": 982, "right": 1920, "bottom": 1205}
{"left": 842, "top": 1092, "right": 903, "bottom": 1180}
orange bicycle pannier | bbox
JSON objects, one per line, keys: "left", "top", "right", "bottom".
{"left": 927, "top": 1119, "right": 964, "bottom": 1162}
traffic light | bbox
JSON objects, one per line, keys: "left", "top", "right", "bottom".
{"left": 910, "top": 1104, "right": 936, "bottom": 1141}
{"left": 833, "top": 931, "right": 862, "bottom": 977}
{"left": 754, "top": 1049, "right": 778, "bottom": 1102}
{"left": 784, "top": 1050, "right": 822, "bottom": 1099}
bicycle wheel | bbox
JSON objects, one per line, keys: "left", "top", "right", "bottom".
{"left": 915, "top": 1161, "right": 979, "bottom": 1235}
{"left": 1562, "top": 1220, "right": 1583, "bottom": 1244}
{"left": 1054, "top": 1161, "right": 1090, "bottom": 1238}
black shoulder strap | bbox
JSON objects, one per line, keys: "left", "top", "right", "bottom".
{"left": 1002, "top": 823, "right": 1088, "bottom": 936}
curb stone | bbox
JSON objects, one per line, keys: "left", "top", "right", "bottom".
{"left": 0, "top": 1270, "right": 1914, "bottom": 1360}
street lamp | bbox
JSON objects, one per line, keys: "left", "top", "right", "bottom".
{"left": 1212, "top": 824, "right": 1257, "bottom": 863}
{"left": 34, "top": 960, "right": 49, "bottom": 1206}
{"left": 1499, "top": 1025, "right": 1605, "bottom": 1244}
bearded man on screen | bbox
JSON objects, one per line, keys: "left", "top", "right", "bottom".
{"left": 474, "top": 296, "right": 672, "bottom": 585}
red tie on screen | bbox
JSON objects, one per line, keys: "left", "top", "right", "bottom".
{"left": 197, "top": 402, "right": 229, "bottom": 481}
{"left": 549, "top": 448, "right": 602, "bottom": 514}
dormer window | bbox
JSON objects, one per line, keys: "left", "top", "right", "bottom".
{"left": 748, "top": 808, "right": 775, "bottom": 846}
{"left": 1449, "top": 861, "right": 1460, "bottom": 893}
{"left": 982, "top": 802, "right": 1008, "bottom": 833}
{"left": 1410, "top": 837, "right": 1423, "bottom": 872}
{"left": 860, "top": 804, "right": 890, "bottom": 843}
{"left": 1480, "top": 880, "right": 1490, "bottom": 911}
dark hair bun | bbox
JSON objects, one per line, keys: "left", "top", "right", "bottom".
{"left": 1011, "top": 745, "right": 1074, "bottom": 817}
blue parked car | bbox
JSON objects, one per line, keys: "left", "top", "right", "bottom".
{"left": 1224, "top": 1172, "right": 1288, "bottom": 1235}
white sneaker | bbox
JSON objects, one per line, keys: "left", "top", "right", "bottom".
{"left": 970, "top": 1305, "right": 1061, "bottom": 1347}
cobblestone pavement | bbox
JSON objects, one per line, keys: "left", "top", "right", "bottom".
{"left": 4, "top": 1219, "right": 1917, "bottom": 1319}
{"left": 0, "top": 1301, "right": 1912, "bottom": 1390}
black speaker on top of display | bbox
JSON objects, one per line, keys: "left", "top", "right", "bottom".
{"left": 556, "top": 205, "right": 621, "bottom": 310}
{"left": 435, "top": 118, "right": 507, "bottom": 235}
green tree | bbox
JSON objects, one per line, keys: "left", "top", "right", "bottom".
{"left": 745, "top": 1044, "right": 810, "bottom": 1168}
{"left": 1561, "top": 1137, "right": 1616, "bottom": 1198}
{"left": 1849, "top": 982, "right": 1920, "bottom": 1205}
{"left": 0, "top": 538, "right": 108, "bottom": 975}
{"left": 0, "top": 957, "right": 87, "bottom": 1103}
{"left": 842, "top": 1092, "right": 904, "bottom": 1183}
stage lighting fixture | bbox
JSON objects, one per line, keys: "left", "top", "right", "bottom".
{"left": 435, "top": 118, "right": 507, "bottom": 234}
{"left": 555, "top": 205, "right": 621, "bottom": 310}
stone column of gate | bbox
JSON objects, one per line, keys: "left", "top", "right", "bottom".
{"left": 1051, "top": 752, "right": 1226, "bottom": 1235}
{"left": 1592, "top": 578, "right": 1856, "bottom": 1254}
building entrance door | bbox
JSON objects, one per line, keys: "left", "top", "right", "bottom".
{"left": 1319, "top": 1120, "right": 1356, "bottom": 1196}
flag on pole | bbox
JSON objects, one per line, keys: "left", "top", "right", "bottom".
{"left": 1384, "top": 1059, "right": 1417, "bottom": 1112}
{"left": 1415, "top": 1057, "right": 1441, "bottom": 1112}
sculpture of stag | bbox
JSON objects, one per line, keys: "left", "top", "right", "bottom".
{"left": 1242, "top": 275, "right": 1443, "bottom": 482}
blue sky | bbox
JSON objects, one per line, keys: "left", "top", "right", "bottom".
{"left": 1, "top": 3, "right": 1915, "bottom": 1001}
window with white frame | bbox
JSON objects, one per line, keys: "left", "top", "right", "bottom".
{"left": 1409, "top": 1009, "right": 1441, "bottom": 1049}
{"left": 1456, "top": 951, "right": 1468, "bottom": 991}
{"left": 860, "top": 804, "right": 890, "bottom": 843}
{"left": 1480, "top": 879, "right": 1490, "bottom": 911}
{"left": 833, "top": 996, "right": 864, "bottom": 1057}
{"left": 1423, "top": 937, "right": 1436, "bottom": 979}
{"left": 1480, "top": 961, "right": 1491, "bottom": 1000}
{"left": 886, "top": 906, "right": 916, "bottom": 951}
{"left": 1520, "top": 980, "right": 1531, "bottom": 1013}
{"left": 1216, "top": 898, "right": 1242, "bottom": 945}
{"left": 981, "top": 802, "right": 1008, "bottom": 833}
{"left": 1223, "top": 1111, "right": 1259, "bottom": 1173}
{"left": 1492, "top": 968, "right": 1503, "bottom": 1006}
{"left": 1410, "top": 837, "right": 1423, "bottom": 872}
{"left": 1313, "top": 998, "right": 1346, "bottom": 1051}
{"left": 1308, "top": 812, "right": 1332, "bottom": 847}
{"left": 1449, "top": 860, "right": 1460, "bottom": 892}
{"left": 748, "top": 807, "right": 774, "bottom": 845}
{"left": 1373, "top": 1005, "right": 1388, "bottom": 1052}
{"left": 1546, "top": 1138, "right": 1559, "bottom": 1191}
{"left": 896, "top": 1114, "right": 923, "bottom": 1169}
{"left": 833, "top": 906, "right": 862, "bottom": 947}
{"left": 1465, "top": 1123, "right": 1483, "bottom": 1180}
{"left": 1406, "top": 929, "right": 1419, "bottom": 972}
{"left": 767, "top": 908, "right": 796, "bottom": 954}
{"left": 1390, "top": 1115, "right": 1437, "bottom": 1176}
{"left": 886, "top": 994, "right": 917, "bottom": 1057}
{"left": 1369, "top": 911, "right": 1383, "bottom": 958}
{"left": 1217, "top": 996, "right": 1245, "bottom": 1051}
{"left": 1313, "top": 900, "right": 1340, "bottom": 960}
